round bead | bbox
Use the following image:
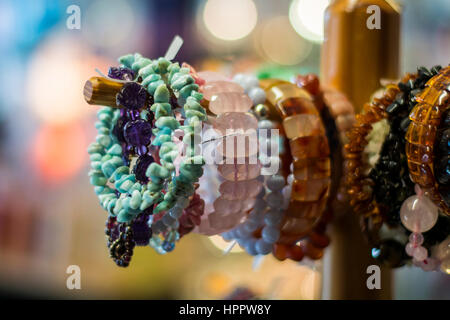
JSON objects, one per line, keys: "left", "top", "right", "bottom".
{"left": 244, "top": 239, "right": 258, "bottom": 256}
{"left": 267, "top": 175, "right": 285, "bottom": 191}
{"left": 232, "top": 73, "right": 246, "bottom": 85}
{"left": 124, "top": 119, "right": 152, "bottom": 147}
{"left": 412, "top": 246, "right": 428, "bottom": 262}
{"left": 116, "top": 82, "right": 147, "bottom": 110}
{"left": 202, "top": 81, "right": 244, "bottom": 101}
{"left": 254, "top": 104, "right": 269, "bottom": 118}
{"left": 213, "top": 112, "right": 258, "bottom": 135}
{"left": 255, "top": 239, "right": 273, "bottom": 255}
{"left": 241, "top": 75, "right": 259, "bottom": 93}
{"left": 408, "top": 232, "right": 424, "bottom": 246}
{"left": 261, "top": 226, "right": 280, "bottom": 243}
{"left": 400, "top": 195, "right": 439, "bottom": 232}
{"left": 209, "top": 92, "right": 253, "bottom": 115}
{"left": 265, "top": 192, "right": 284, "bottom": 208}
{"left": 264, "top": 210, "right": 283, "bottom": 226}
{"left": 133, "top": 154, "right": 155, "bottom": 183}
{"left": 248, "top": 87, "right": 266, "bottom": 105}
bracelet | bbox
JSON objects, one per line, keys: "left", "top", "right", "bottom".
{"left": 260, "top": 78, "right": 332, "bottom": 261}
{"left": 194, "top": 72, "right": 263, "bottom": 236}
{"left": 406, "top": 65, "right": 450, "bottom": 215}
{"left": 85, "top": 53, "right": 207, "bottom": 261}
{"left": 345, "top": 65, "right": 450, "bottom": 271}
{"left": 221, "top": 74, "right": 286, "bottom": 255}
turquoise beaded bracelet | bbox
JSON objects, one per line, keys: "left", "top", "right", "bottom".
{"left": 86, "top": 53, "right": 207, "bottom": 254}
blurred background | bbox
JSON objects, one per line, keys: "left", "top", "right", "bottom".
{"left": 0, "top": 0, "right": 448, "bottom": 299}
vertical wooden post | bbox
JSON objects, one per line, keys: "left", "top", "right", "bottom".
{"left": 323, "top": 212, "right": 392, "bottom": 299}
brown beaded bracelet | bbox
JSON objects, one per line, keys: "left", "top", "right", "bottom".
{"left": 406, "top": 65, "right": 450, "bottom": 216}
{"left": 344, "top": 73, "right": 417, "bottom": 242}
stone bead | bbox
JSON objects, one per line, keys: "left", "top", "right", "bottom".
{"left": 213, "top": 112, "right": 258, "bottom": 135}
{"left": 240, "top": 75, "right": 259, "bottom": 93}
{"left": 209, "top": 92, "right": 253, "bottom": 115}
{"left": 248, "top": 87, "right": 266, "bottom": 105}
{"left": 213, "top": 198, "right": 242, "bottom": 215}
{"left": 266, "top": 83, "right": 312, "bottom": 107}
{"left": 124, "top": 119, "right": 152, "bottom": 147}
{"left": 261, "top": 226, "right": 280, "bottom": 243}
{"left": 216, "top": 134, "right": 259, "bottom": 159}
{"left": 266, "top": 175, "right": 285, "bottom": 191}
{"left": 116, "top": 82, "right": 147, "bottom": 110}
{"left": 266, "top": 192, "right": 284, "bottom": 208}
{"left": 255, "top": 239, "right": 273, "bottom": 255}
{"left": 400, "top": 195, "right": 439, "bottom": 232}
{"left": 218, "top": 162, "right": 261, "bottom": 181}
{"left": 133, "top": 154, "right": 155, "bottom": 183}
{"left": 293, "top": 158, "right": 331, "bottom": 180}
{"left": 277, "top": 97, "right": 318, "bottom": 117}
{"left": 202, "top": 81, "right": 244, "bottom": 101}
{"left": 412, "top": 246, "right": 428, "bottom": 261}
{"left": 264, "top": 210, "right": 283, "bottom": 226}
{"left": 294, "top": 73, "right": 320, "bottom": 96}
{"left": 197, "top": 71, "right": 229, "bottom": 83}
{"left": 219, "top": 179, "right": 263, "bottom": 200}
{"left": 282, "top": 114, "right": 325, "bottom": 139}
{"left": 291, "top": 179, "right": 330, "bottom": 202}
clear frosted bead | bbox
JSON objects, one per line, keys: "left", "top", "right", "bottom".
{"left": 413, "top": 246, "right": 428, "bottom": 262}
{"left": 400, "top": 195, "right": 439, "bottom": 232}
{"left": 248, "top": 87, "right": 266, "bottom": 105}
{"left": 213, "top": 112, "right": 258, "bottom": 134}
{"left": 209, "top": 92, "right": 253, "bottom": 115}
{"left": 409, "top": 232, "right": 424, "bottom": 245}
{"left": 202, "top": 81, "right": 244, "bottom": 100}
{"left": 405, "top": 242, "right": 415, "bottom": 256}
{"left": 197, "top": 71, "right": 228, "bottom": 83}
{"left": 213, "top": 198, "right": 242, "bottom": 214}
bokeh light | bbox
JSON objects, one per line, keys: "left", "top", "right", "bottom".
{"left": 30, "top": 123, "right": 88, "bottom": 183}
{"left": 203, "top": 0, "right": 257, "bottom": 41}
{"left": 26, "top": 32, "right": 110, "bottom": 125}
{"left": 82, "top": 0, "right": 135, "bottom": 49}
{"left": 289, "top": 0, "right": 331, "bottom": 43}
{"left": 258, "top": 16, "right": 312, "bottom": 65}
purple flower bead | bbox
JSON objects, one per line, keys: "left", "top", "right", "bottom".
{"left": 116, "top": 82, "right": 147, "bottom": 110}
{"left": 108, "top": 67, "right": 135, "bottom": 81}
{"left": 112, "top": 117, "right": 128, "bottom": 144}
{"left": 131, "top": 213, "right": 152, "bottom": 246}
{"left": 124, "top": 119, "right": 152, "bottom": 147}
{"left": 133, "top": 154, "right": 155, "bottom": 183}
